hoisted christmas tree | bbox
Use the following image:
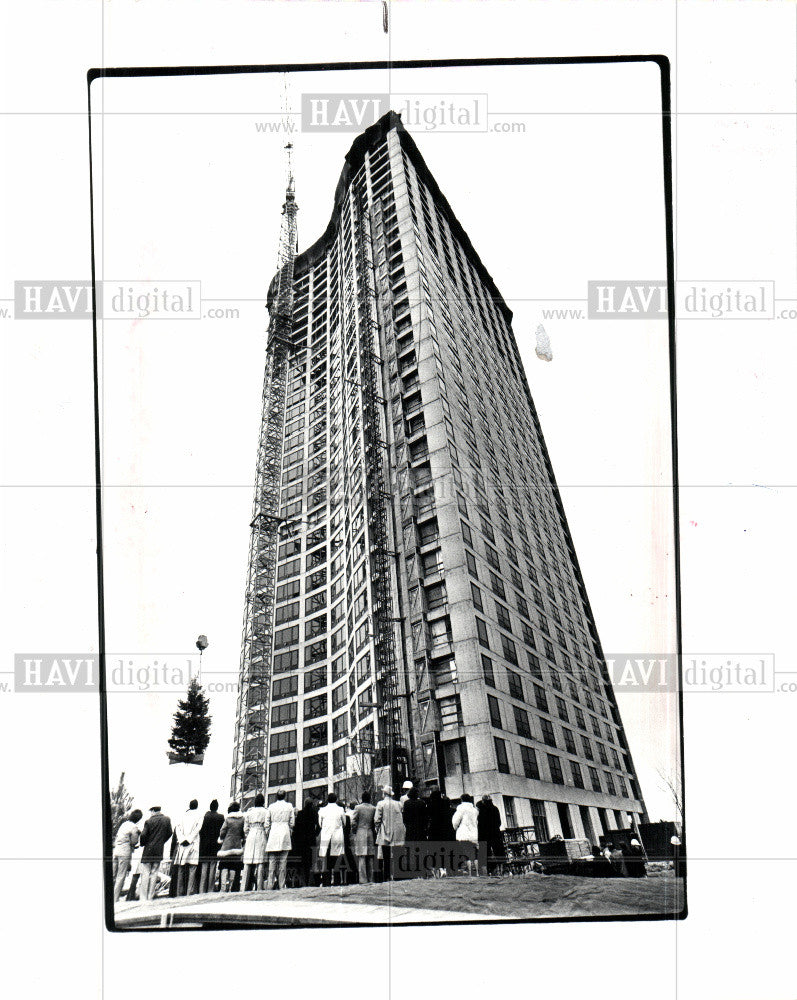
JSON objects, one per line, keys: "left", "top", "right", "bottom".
{"left": 167, "top": 677, "right": 212, "bottom": 765}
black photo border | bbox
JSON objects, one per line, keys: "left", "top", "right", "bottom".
{"left": 89, "top": 54, "right": 683, "bottom": 933}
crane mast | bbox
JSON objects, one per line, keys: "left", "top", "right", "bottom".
{"left": 231, "top": 144, "right": 298, "bottom": 808}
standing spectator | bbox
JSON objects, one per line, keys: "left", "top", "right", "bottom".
{"left": 168, "top": 817, "right": 180, "bottom": 897}
{"left": 402, "top": 787, "right": 428, "bottom": 843}
{"left": 198, "top": 799, "right": 224, "bottom": 894}
{"left": 217, "top": 802, "right": 245, "bottom": 893}
{"left": 452, "top": 793, "right": 479, "bottom": 874}
{"left": 112, "top": 809, "right": 143, "bottom": 902}
{"left": 625, "top": 838, "right": 647, "bottom": 878}
{"left": 342, "top": 803, "right": 358, "bottom": 885}
{"left": 452, "top": 794, "right": 479, "bottom": 844}
{"left": 477, "top": 795, "right": 503, "bottom": 874}
{"left": 351, "top": 790, "right": 377, "bottom": 884}
{"left": 293, "top": 798, "right": 320, "bottom": 887}
{"left": 264, "top": 790, "right": 295, "bottom": 890}
{"left": 426, "top": 790, "right": 455, "bottom": 842}
{"left": 138, "top": 805, "right": 173, "bottom": 901}
{"left": 609, "top": 843, "right": 629, "bottom": 877}
{"left": 374, "top": 786, "right": 405, "bottom": 881}
{"left": 399, "top": 780, "right": 414, "bottom": 807}
{"left": 174, "top": 799, "right": 203, "bottom": 895}
{"left": 317, "top": 792, "right": 347, "bottom": 886}
{"left": 242, "top": 793, "right": 268, "bottom": 891}
{"left": 126, "top": 841, "right": 144, "bottom": 902}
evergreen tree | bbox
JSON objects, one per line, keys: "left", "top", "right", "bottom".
{"left": 110, "top": 771, "right": 133, "bottom": 835}
{"left": 168, "top": 677, "right": 211, "bottom": 762}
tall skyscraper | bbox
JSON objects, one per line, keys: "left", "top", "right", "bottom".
{"left": 231, "top": 111, "right": 647, "bottom": 842}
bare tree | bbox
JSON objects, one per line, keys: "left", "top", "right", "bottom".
{"left": 656, "top": 767, "right": 683, "bottom": 822}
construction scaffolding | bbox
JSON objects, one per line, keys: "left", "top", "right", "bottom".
{"left": 230, "top": 162, "right": 298, "bottom": 808}
{"left": 351, "top": 183, "right": 407, "bottom": 783}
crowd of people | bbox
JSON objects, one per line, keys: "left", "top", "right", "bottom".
{"left": 112, "top": 781, "right": 508, "bottom": 902}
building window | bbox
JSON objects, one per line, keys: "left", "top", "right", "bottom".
{"left": 269, "top": 759, "right": 296, "bottom": 786}
{"left": 270, "top": 730, "right": 296, "bottom": 756}
{"left": 332, "top": 682, "right": 347, "bottom": 710}
{"left": 305, "top": 640, "right": 327, "bottom": 665}
{"left": 429, "top": 616, "right": 452, "bottom": 650}
{"left": 589, "top": 767, "right": 602, "bottom": 793}
{"left": 304, "top": 722, "right": 328, "bottom": 750}
{"left": 495, "top": 602, "right": 512, "bottom": 631}
{"left": 476, "top": 617, "right": 490, "bottom": 649}
{"left": 494, "top": 737, "right": 511, "bottom": 774}
{"left": 332, "top": 712, "right": 348, "bottom": 741}
{"left": 547, "top": 754, "right": 564, "bottom": 784}
{"left": 275, "top": 601, "right": 299, "bottom": 625}
{"left": 556, "top": 696, "right": 569, "bottom": 723}
{"left": 487, "top": 694, "right": 503, "bottom": 730}
{"left": 540, "top": 718, "right": 557, "bottom": 748}
{"left": 604, "top": 771, "right": 616, "bottom": 795}
{"left": 272, "top": 675, "right": 298, "bottom": 701}
{"left": 425, "top": 582, "right": 447, "bottom": 611}
{"left": 471, "top": 583, "right": 483, "bottom": 611}
{"left": 465, "top": 550, "right": 479, "bottom": 578}
{"left": 271, "top": 702, "right": 297, "bottom": 727}
{"left": 482, "top": 654, "right": 496, "bottom": 687}
{"left": 439, "top": 694, "right": 463, "bottom": 731}
{"left": 529, "top": 799, "right": 550, "bottom": 842}
{"left": 305, "top": 614, "right": 327, "bottom": 640}
{"left": 304, "top": 666, "right": 327, "bottom": 693}
{"left": 562, "top": 728, "right": 576, "bottom": 753}
{"left": 507, "top": 670, "right": 524, "bottom": 701}
{"left": 571, "top": 761, "right": 585, "bottom": 789}
{"left": 520, "top": 744, "right": 539, "bottom": 778}
{"left": 534, "top": 684, "right": 549, "bottom": 713}
{"left": 274, "top": 625, "right": 299, "bottom": 649}
{"left": 514, "top": 706, "right": 532, "bottom": 739}
{"left": 422, "top": 549, "right": 444, "bottom": 576}
{"left": 485, "top": 545, "right": 500, "bottom": 570}
{"left": 304, "top": 694, "right": 327, "bottom": 720}
{"left": 303, "top": 752, "right": 328, "bottom": 781}
{"left": 503, "top": 795, "right": 518, "bottom": 827}
{"left": 489, "top": 572, "right": 506, "bottom": 599}
{"left": 501, "top": 635, "right": 519, "bottom": 666}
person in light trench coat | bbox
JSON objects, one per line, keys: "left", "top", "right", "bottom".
{"left": 317, "top": 792, "right": 347, "bottom": 886}
{"left": 374, "top": 786, "right": 405, "bottom": 881}
{"left": 351, "top": 790, "right": 377, "bottom": 883}
{"left": 264, "top": 790, "right": 295, "bottom": 890}
{"left": 174, "top": 799, "right": 203, "bottom": 896}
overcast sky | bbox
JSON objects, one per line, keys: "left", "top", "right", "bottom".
{"left": 92, "top": 61, "right": 679, "bottom": 822}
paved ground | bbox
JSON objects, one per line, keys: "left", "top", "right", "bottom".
{"left": 115, "top": 870, "right": 684, "bottom": 928}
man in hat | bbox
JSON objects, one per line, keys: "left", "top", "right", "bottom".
{"left": 138, "top": 805, "right": 173, "bottom": 901}
{"left": 399, "top": 780, "right": 414, "bottom": 807}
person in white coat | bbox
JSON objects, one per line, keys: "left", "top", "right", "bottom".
{"left": 174, "top": 799, "right": 203, "bottom": 895}
{"left": 317, "top": 792, "right": 346, "bottom": 887}
{"left": 452, "top": 793, "right": 479, "bottom": 844}
{"left": 264, "top": 790, "right": 295, "bottom": 890}
{"left": 452, "top": 793, "right": 480, "bottom": 875}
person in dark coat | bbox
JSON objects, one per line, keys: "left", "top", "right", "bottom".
{"left": 626, "top": 838, "right": 647, "bottom": 877}
{"left": 426, "top": 789, "right": 455, "bottom": 842}
{"left": 217, "top": 802, "right": 245, "bottom": 892}
{"left": 292, "top": 797, "right": 320, "bottom": 887}
{"left": 138, "top": 806, "right": 172, "bottom": 901}
{"left": 402, "top": 787, "right": 428, "bottom": 843}
{"left": 198, "top": 799, "right": 224, "bottom": 893}
{"left": 477, "top": 795, "right": 504, "bottom": 874}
